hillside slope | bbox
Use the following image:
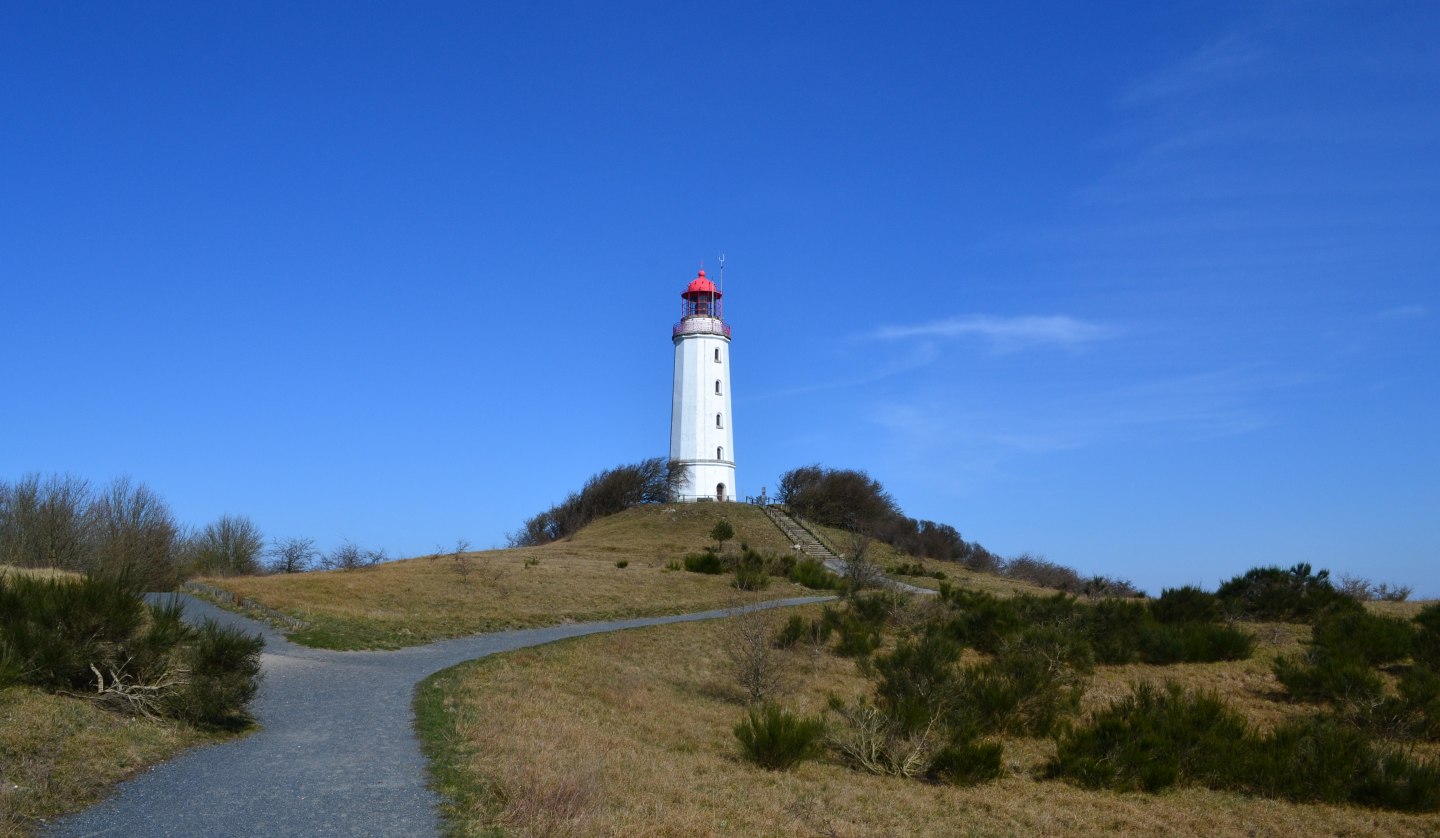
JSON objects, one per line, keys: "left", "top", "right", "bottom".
{"left": 203, "top": 503, "right": 816, "bottom": 649}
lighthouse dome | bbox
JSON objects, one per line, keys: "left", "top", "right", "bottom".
{"left": 682, "top": 270, "right": 721, "bottom": 299}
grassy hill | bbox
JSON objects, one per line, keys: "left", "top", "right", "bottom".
{"left": 201, "top": 503, "right": 823, "bottom": 649}
{"left": 417, "top": 600, "right": 1440, "bottom": 837}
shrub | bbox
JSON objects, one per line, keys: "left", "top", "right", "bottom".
{"left": 1311, "top": 609, "right": 1413, "bottom": 666}
{"left": 185, "top": 515, "right": 265, "bottom": 577}
{"left": 927, "top": 738, "right": 1004, "bottom": 785}
{"left": 168, "top": 619, "right": 264, "bottom": 728}
{"left": 959, "top": 627, "right": 1090, "bottom": 737}
{"left": 872, "top": 634, "right": 961, "bottom": 735}
{"left": 682, "top": 552, "right": 725, "bottom": 574}
{"left": 1274, "top": 652, "right": 1385, "bottom": 706}
{"left": 0, "top": 572, "right": 263, "bottom": 728}
{"left": 1048, "top": 682, "right": 1251, "bottom": 792}
{"left": 733, "top": 704, "right": 825, "bottom": 770}
{"left": 614, "top": 560, "right": 628, "bottom": 569}
{"left": 732, "top": 547, "right": 770, "bottom": 591}
{"left": 1139, "top": 622, "right": 1255, "bottom": 664}
{"left": 1053, "top": 683, "right": 1440, "bottom": 811}
{"left": 1245, "top": 715, "right": 1440, "bottom": 811}
{"left": 788, "top": 557, "right": 840, "bottom": 590}
{"left": 1414, "top": 604, "right": 1440, "bottom": 672}
{"left": 710, "top": 519, "right": 734, "bottom": 551}
{"left": 1216, "top": 563, "right": 1356, "bottom": 621}
{"left": 823, "top": 606, "right": 882, "bottom": 658}
{"left": 1151, "top": 586, "right": 1222, "bottom": 625}
{"left": 774, "top": 615, "right": 830, "bottom": 650}
{"left": 1080, "top": 598, "right": 1149, "bottom": 664}
{"left": 507, "top": 458, "right": 688, "bottom": 546}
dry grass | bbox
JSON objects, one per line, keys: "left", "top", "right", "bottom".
{"left": 417, "top": 602, "right": 1440, "bottom": 838}
{"left": 0, "top": 687, "right": 211, "bottom": 837}
{"left": 204, "top": 504, "right": 819, "bottom": 649}
{"left": 0, "top": 565, "right": 83, "bottom": 582}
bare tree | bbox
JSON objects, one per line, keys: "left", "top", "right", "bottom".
{"left": 268, "top": 537, "right": 318, "bottom": 574}
{"left": 722, "top": 604, "right": 790, "bottom": 704}
{"left": 446, "top": 539, "right": 474, "bottom": 584}
{"left": 88, "top": 477, "right": 180, "bottom": 588}
{"left": 842, "top": 531, "right": 886, "bottom": 592}
{"left": 319, "top": 541, "right": 386, "bottom": 572}
{"left": 0, "top": 473, "right": 94, "bottom": 571}
{"left": 190, "top": 515, "right": 265, "bottom": 576}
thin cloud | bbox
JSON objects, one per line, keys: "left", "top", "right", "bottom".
{"left": 1120, "top": 33, "right": 1264, "bottom": 107}
{"left": 870, "top": 315, "right": 1114, "bottom": 352}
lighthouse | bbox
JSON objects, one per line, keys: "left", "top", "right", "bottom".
{"left": 670, "top": 268, "right": 736, "bottom": 502}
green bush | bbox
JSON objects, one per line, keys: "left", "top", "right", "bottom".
{"left": 959, "top": 627, "right": 1090, "bottom": 737}
{"left": 0, "top": 572, "right": 263, "bottom": 728}
{"left": 788, "top": 557, "right": 840, "bottom": 590}
{"left": 872, "top": 634, "right": 961, "bottom": 734}
{"left": 1080, "top": 598, "right": 1149, "bottom": 664}
{"left": 1311, "top": 609, "right": 1413, "bottom": 666}
{"left": 1215, "top": 563, "right": 1357, "bottom": 622}
{"left": 1245, "top": 715, "right": 1440, "bottom": 811}
{"left": 732, "top": 547, "right": 770, "bottom": 591}
{"left": 1151, "top": 586, "right": 1222, "bottom": 625}
{"left": 733, "top": 704, "right": 825, "bottom": 770}
{"left": 1053, "top": 683, "right": 1440, "bottom": 811}
{"left": 1274, "top": 651, "right": 1385, "bottom": 705}
{"left": 1139, "top": 622, "right": 1256, "bottom": 664}
{"left": 1414, "top": 604, "right": 1440, "bottom": 671}
{"left": 615, "top": 560, "right": 628, "bottom": 569}
{"left": 682, "top": 552, "right": 725, "bottom": 574}
{"left": 774, "top": 615, "right": 830, "bottom": 649}
{"left": 927, "top": 738, "right": 1004, "bottom": 785}
{"left": 169, "top": 619, "right": 264, "bottom": 728}
{"left": 1049, "top": 682, "right": 1250, "bottom": 792}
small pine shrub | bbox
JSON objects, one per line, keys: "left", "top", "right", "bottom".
{"left": 872, "top": 634, "right": 961, "bottom": 735}
{"left": 1274, "top": 652, "right": 1385, "bottom": 706}
{"left": 1081, "top": 598, "right": 1149, "bottom": 664}
{"left": 827, "top": 610, "right": 881, "bottom": 658}
{"left": 1048, "top": 682, "right": 1251, "bottom": 792}
{"left": 927, "top": 738, "right": 1004, "bottom": 785}
{"left": 960, "top": 627, "right": 1090, "bottom": 737}
{"left": 682, "top": 552, "right": 725, "bottom": 574}
{"left": 1139, "top": 622, "right": 1256, "bottom": 664}
{"left": 614, "top": 560, "right": 628, "bottom": 569}
{"left": 1414, "top": 603, "right": 1440, "bottom": 671}
{"left": 733, "top": 704, "right": 825, "bottom": 770}
{"left": 733, "top": 548, "right": 770, "bottom": 591}
{"left": 1245, "top": 715, "right": 1440, "bottom": 811}
{"left": 1151, "top": 585, "right": 1222, "bottom": 624}
{"left": 788, "top": 557, "right": 840, "bottom": 590}
{"left": 774, "top": 615, "right": 830, "bottom": 649}
{"left": 1311, "top": 609, "right": 1413, "bottom": 666}
{"left": 1215, "top": 563, "right": 1358, "bottom": 621}
{"left": 169, "top": 619, "right": 264, "bottom": 728}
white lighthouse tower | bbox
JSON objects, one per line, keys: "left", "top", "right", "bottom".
{"left": 670, "top": 267, "right": 736, "bottom": 502}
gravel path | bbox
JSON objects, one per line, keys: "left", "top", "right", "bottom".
{"left": 49, "top": 593, "right": 833, "bottom": 837}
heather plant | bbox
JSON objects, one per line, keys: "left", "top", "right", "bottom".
{"left": 733, "top": 704, "right": 825, "bottom": 770}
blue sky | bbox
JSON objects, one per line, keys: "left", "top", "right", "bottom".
{"left": 2, "top": 2, "right": 1436, "bottom": 596}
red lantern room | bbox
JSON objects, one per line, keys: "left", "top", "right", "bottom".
{"left": 680, "top": 269, "right": 723, "bottom": 320}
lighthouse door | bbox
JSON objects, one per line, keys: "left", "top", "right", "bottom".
{"left": 716, "top": 483, "right": 727, "bottom": 502}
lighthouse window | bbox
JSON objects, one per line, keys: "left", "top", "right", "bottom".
{"left": 713, "top": 348, "right": 721, "bottom": 363}
{"left": 715, "top": 380, "right": 722, "bottom": 395}
{"left": 717, "top": 446, "right": 724, "bottom": 460}
{"left": 716, "top": 413, "right": 723, "bottom": 428}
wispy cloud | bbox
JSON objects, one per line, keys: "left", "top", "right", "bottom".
{"left": 1120, "top": 33, "right": 1264, "bottom": 107}
{"left": 869, "top": 314, "right": 1115, "bottom": 353}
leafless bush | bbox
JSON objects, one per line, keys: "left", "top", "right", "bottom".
{"left": 827, "top": 699, "right": 940, "bottom": 778}
{"left": 842, "top": 532, "right": 887, "bottom": 592}
{"left": 1001, "top": 552, "right": 1085, "bottom": 593}
{"left": 187, "top": 515, "right": 265, "bottom": 576}
{"left": 268, "top": 537, "right": 318, "bottom": 574}
{"left": 1338, "top": 573, "right": 1412, "bottom": 602}
{"left": 319, "top": 541, "right": 386, "bottom": 571}
{"left": 445, "top": 539, "right": 474, "bottom": 583}
{"left": 88, "top": 477, "right": 181, "bottom": 588}
{"left": 0, "top": 473, "right": 94, "bottom": 571}
{"left": 723, "top": 605, "right": 790, "bottom": 704}
{"left": 85, "top": 661, "right": 187, "bottom": 720}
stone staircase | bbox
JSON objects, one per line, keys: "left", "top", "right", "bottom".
{"left": 759, "top": 505, "right": 936, "bottom": 596}
{"left": 761, "top": 506, "right": 843, "bottom": 569}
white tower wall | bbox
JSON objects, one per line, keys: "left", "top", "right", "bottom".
{"left": 670, "top": 317, "right": 736, "bottom": 501}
